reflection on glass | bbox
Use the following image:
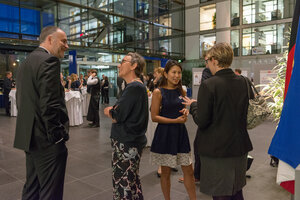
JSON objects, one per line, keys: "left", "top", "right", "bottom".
{"left": 242, "top": 0, "right": 294, "bottom": 25}
{"left": 200, "top": 34, "right": 216, "bottom": 57}
{"left": 242, "top": 23, "right": 291, "bottom": 55}
{"left": 231, "top": 0, "right": 239, "bottom": 26}
{"left": 231, "top": 30, "right": 240, "bottom": 56}
{"left": 200, "top": 4, "right": 216, "bottom": 31}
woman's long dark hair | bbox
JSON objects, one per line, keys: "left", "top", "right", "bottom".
{"left": 159, "top": 60, "right": 185, "bottom": 96}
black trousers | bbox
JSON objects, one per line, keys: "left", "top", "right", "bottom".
{"left": 22, "top": 143, "right": 68, "bottom": 200}
{"left": 87, "top": 94, "right": 100, "bottom": 125}
{"left": 103, "top": 89, "right": 109, "bottom": 104}
{"left": 3, "top": 94, "right": 10, "bottom": 115}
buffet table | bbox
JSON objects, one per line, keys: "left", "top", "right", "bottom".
{"left": 81, "top": 87, "right": 89, "bottom": 116}
{"left": 9, "top": 90, "right": 84, "bottom": 126}
{"left": 9, "top": 90, "right": 17, "bottom": 117}
{"left": 65, "top": 91, "right": 83, "bottom": 126}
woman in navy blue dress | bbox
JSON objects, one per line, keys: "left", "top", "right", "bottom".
{"left": 150, "top": 60, "right": 196, "bottom": 200}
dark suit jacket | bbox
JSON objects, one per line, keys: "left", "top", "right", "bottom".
{"left": 14, "top": 47, "right": 69, "bottom": 152}
{"left": 195, "top": 68, "right": 253, "bottom": 158}
{"left": 3, "top": 77, "right": 12, "bottom": 95}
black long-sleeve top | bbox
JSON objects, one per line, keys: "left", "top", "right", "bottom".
{"left": 110, "top": 81, "right": 148, "bottom": 148}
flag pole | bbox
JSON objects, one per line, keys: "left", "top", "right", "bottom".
{"left": 294, "top": 166, "right": 300, "bottom": 200}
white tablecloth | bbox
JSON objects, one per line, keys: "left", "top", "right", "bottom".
{"left": 81, "top": 87, "right": 89, "bottom": 116}
{"left": 65, "top": 91, "right": 83, "bottom": 126}
{"left": 9, "top": 90, "right": 17, "bottom": 117}
{"left": 145, "top": 96, "right": 157, "bottom": 147}
{"left": 9, "top": 90, "right": 83, "bottom": 126}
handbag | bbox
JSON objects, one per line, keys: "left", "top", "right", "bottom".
{"left": 243, "top": 76, "right": 271, "bottom": 129}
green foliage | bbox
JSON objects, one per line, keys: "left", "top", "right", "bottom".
{"left": 182, "top": 69, "right": 192, "bottom": 88}
{"left": 259, "top": 51, "right": 287, "bottom": 123}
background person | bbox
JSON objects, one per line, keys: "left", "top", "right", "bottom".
{"left": 87, "top": 69, "right": 100, "bottom": 127}
{"left": 3, "top": 71, "right": 13, "bottom": 116}
{"left": 179, "top": 52, "right": 213, "bottom": 184}
{"left": 235, "top": 68, "right": 242, "bottom": 75}
{"left": 14, "top": 26, "right": 69, "bottom": 200}
{"left": 70, "top": 73, "right": 82, "bottom": 91}
{"left": 103, "top": 76, "right": 110, "bottom": 104}
{"left": 104, "top": 52, "right": 148, "bottom": 200}
{"left": 195, "top": 42, "right": 253, "bottom": 200}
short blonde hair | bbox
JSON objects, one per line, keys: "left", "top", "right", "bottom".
{"left": 207, "top": 42, "right": 233, "bottom": 68}
{"left": 70, "top": 73, "right": 78, "bottom": 82}
{"left": 154, "top": 67, "right": 164, "bottom": 76}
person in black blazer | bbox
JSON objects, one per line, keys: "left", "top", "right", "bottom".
{"left": 3, "top": 71, "right": 13, "bottom": 116}
{"left": 14, "top": 26, "right": 69, "bottom": 200}
{"left": 195, "top": 43, "right": 253, "bottom": 200}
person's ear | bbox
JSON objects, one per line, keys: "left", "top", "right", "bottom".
{"left": 130, "top": 63, "right": 137, "bottom": 71}
{"left": 164, "top": 71, "right": 168, "bottom": 79}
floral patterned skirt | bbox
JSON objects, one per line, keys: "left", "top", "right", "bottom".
{"left": 111, "top": 139, "right": 143, "bottom": 200}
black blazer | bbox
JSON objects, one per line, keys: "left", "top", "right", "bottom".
{"left": 195, "top": 68, "right": 253, "bottom": 157}
{"left": 14, "top": 47, "right": 69, "bottom": 151}
{"left": 3, "top": 77, "right": 12, "bottom": 95}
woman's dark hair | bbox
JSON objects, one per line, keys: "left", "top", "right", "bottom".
{"left": 147, "top": 72, "right": 155, "bottom": 92}
{"left": 159, "top": 60, "right": 185, "bottom": 96}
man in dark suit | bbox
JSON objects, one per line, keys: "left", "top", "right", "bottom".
{"left": 14, "top": 26, "right": 69, "bottom": 200}
{"left": 3, "top": 71, "right": 13, "bottom": 116}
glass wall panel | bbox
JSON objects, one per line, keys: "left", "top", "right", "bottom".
{"left": 200, "top": 4, "right": 216, "bottom": 31}
{"left": 200, "top": 0, "right": 214, "bottom": 3}
{"left": 243, "top": 0, "right": 294, "bottom": 24}
{"left": 242, "top": 23, "right": 291, "bottom": 55}
{"left": 231, "top": 30, "right": 240, "bottom": 56}
{"left": 200, "top": 33, "right": 216, "bottom": 57}
{"left": 0, "top": 4, "right": 19, "bottom": 33}
{"left": 231, "top": 0, "right": 239, "bottom": 26}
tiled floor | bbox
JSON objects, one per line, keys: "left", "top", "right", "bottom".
{"left": 0, "top": 102, "right": 291, "bottom": 200}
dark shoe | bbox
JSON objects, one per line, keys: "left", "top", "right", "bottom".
{"left": 92, "top": 124, "right": 100, "bottom": 128}
{"left": 171, "top": 167, "right": 178, "bottom": 172}
{"left": 88, "top": 122, "right": 94, "bottom": 126}
{"left": 156, "top": 172, "right": 161, "bottom": 178}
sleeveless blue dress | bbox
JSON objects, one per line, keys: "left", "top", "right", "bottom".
{"left": 150, "top": 88, "right": 191, "bottom": 167}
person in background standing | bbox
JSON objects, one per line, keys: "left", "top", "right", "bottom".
{"left": 235, "top": 68, "right": 242, "bottom": 76}
{"left": 103, "top": 76, "right": 109, "bottom": 104}
{"left": 153, "top": 67, "right": 164, "bottom": 89}
{"left": 80, "top": 73, "right": 87, "bottom": 86}
{"left": 100, "top": 74, "right": 105, "bottom": 104}
{"left": 14, "top": 26, "right": 69, "bottom": 200}
{"left": 116, "top": 76, "right": 126, "bottom": 99}
{"left": 3, "top": 71, "right": 13, "bottom": 116}
{"left": 87, "top": 69, "right": 101, "bottom": 127}
{"left": 70, "top": 73, "right": 82, "bottom": 91}
{"left": 179, "top": 51, "right": 213, "bottom": 184}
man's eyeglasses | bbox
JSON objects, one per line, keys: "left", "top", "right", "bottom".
{"left": 205, "top": 57, "right": 212, "bottom": 64}
{"left": 120, "top": 60, "right": 131, "bottom": 65}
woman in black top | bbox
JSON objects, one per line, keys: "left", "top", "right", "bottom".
{"left": 104, "top": 52, "right": 148, "bottom": 200}
{"left": 195, "top": 43, "right": 253, "bottom": 200}
{"left": 70, "top": 73, "right": 82, "bottom": 91}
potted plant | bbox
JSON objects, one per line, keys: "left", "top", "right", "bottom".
{"left": 259, "top": 51, "right": 287, "bottom": 123}
{"left": 212, "top": 12, "right": 216, "bottom": 29}
{"left": 182, "top": 69, "right": 192, "bottom": 97}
